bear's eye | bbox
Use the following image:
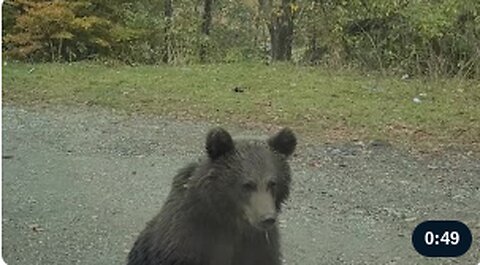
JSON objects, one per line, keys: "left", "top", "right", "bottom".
{"left": 242, "top": 182, "right": 257, "bottom": 192}
{"left": 268, "top": 181, "right": 277, "bottom": 190}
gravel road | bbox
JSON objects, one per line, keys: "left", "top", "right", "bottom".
{"left": 2, "top": 104, "right": 479, "bottom": 265}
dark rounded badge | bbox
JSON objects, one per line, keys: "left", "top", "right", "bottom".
{"left": 412, "top": 220, "right": 472, "bottom": 257}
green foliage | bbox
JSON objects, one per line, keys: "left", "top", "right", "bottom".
{"left": 108, "top": 1, "right": 164, "bottom": 63}
{"left": 296, "top": 0, "right": 480, "bottom": 77}
{"left": 210, "top": 0, "right": 264, "bottom": 62}
{"left": 3, "top": 0, "right": 480, "bottom": 77}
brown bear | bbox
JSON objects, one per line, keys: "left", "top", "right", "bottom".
{"left": 127, "top": 127, "right": 296, "bottom": 265}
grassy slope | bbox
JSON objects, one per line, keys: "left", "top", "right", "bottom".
{"left": 3, "top": 62, "right": 479, "bottom": 151}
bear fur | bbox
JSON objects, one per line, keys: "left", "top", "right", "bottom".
{"left": 127, "top": 127, "right": 296, "bottom": 265}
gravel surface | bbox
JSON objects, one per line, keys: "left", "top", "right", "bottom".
{"left": 2, "top": 104, "right": 479, "bottom": 265}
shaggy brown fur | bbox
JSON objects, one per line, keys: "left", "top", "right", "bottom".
{"left": 127, "top": 127, "right": 296, "bottom": 265}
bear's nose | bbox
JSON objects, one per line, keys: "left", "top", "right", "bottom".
{"left": 260, "top": 216, "right": 276, "bottom": 227}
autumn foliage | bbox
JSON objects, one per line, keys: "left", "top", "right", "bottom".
{"left": 4, "top": 0, "right": 115, "bottom": 61}
{"left": 2, "top": 0, "right": 480, "bottom": 78}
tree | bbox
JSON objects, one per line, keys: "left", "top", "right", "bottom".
{"left": 200, "top": 0, "right": 214, "bottom": 63}
{"left": 163, "top": 0, "right": 173, "bottom": 63}
{"left": 4, "top": 0, "right": 113, "bottom": 61}
{"left": 258, "top": 0, "right": 297, "bottom": 61}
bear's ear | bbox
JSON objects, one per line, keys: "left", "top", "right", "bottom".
{"left": 206, "top": 127, "right": 235, "bottom": 160}
{"left": 267, "top": 128, "right": 296, "bottom": 157}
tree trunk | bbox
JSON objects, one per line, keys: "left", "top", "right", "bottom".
{"left": 162, "top": 0, "right": 173, "bottom": 64}
{"left": 269, "top": 0, "right": 295, "bottom": 61}
{"left": 200, "top": 0, "right": 213, "bottom": 63}
{"left": 49, "top": 40, "right": 55, "bottom": 62}
{"left": 58, "top": 38, "right": 63, "bottom": 61}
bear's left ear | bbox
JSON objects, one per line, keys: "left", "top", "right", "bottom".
{"left": 267, "top": 128, "right": 296, "bottom": 157}
{"left": 206, "top": 127, "right": 235, "bottom": 160}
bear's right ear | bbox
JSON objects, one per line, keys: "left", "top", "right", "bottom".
{"left": 267, "top": 127, "right": 296, "bottom": 157}
{"left": 206, "top": 127, "right": 235, "bottom": 160}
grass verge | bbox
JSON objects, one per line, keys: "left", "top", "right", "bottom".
{"left": 3, "top": 62, "right": 479, "bottom": 152}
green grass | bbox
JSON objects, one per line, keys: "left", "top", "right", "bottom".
{"left": 3, "top": 62, "right": 480, "bottom": 151}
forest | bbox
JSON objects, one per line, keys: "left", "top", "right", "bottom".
{"left": 3, "top": 0, "right": 480, "bottom": 78}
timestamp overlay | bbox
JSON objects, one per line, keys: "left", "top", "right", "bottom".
{"left": 412, "top": 220, "right": 473, "bottom": 257}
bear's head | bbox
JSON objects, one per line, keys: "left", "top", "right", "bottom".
{"left": 199, "top": 127, "right": 296, "bottom": 231}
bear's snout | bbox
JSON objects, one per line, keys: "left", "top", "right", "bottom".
{"left": 259, "top": 214, "right": 276, "bottom": 229}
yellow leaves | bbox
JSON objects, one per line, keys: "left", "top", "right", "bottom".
{"left": 241, "top": 0, "right": 258, "bottom": 11}
{"left": 110, "top": 25, "right": 144, "bottom": 42}
{"left": 72, "top": 16, "right": 110, "bottom": 30}
{"left": 4, "top": 32, "right": 32, "bottom": 45}
{"left": 51, "top": 31, "right": 74, "bottom": 40}
{"left": 4, "top": 37, "right": 42, "bottom": 58}
{"left": 290, "top": 3, "right": 299, "bottom": 13}
{"left": 271, "top": 1, "right": 299, "bottom": 18}
{"left": 27, "top": 1, "right": 75, "bottom": 23}
{"left": 14, "top": 1, "right": 75, "bottom": 37}
{"left": 5, "top": 0, "right": 114, "bottom": 60}
{"left": 274, "top": 8, "right": 283, "bottom": 17}
{"left": 18, "top": 43, "right": 43, "bottom": 56}
{"left": 92, "top": 37, "right": 111, "bottom": 48}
